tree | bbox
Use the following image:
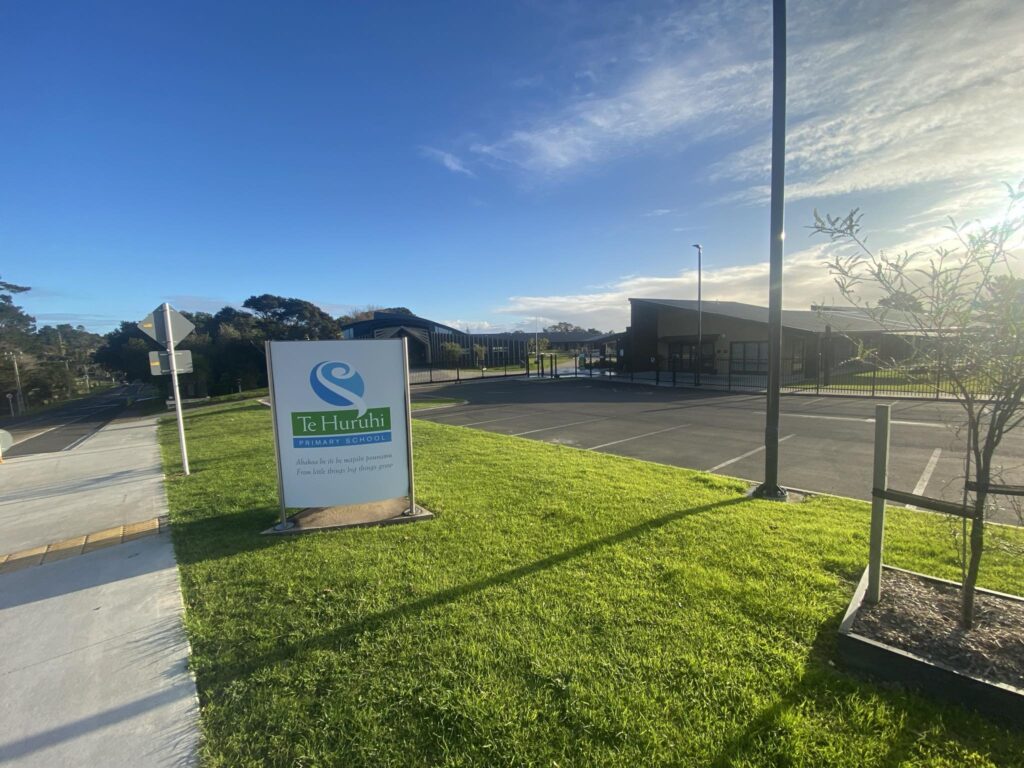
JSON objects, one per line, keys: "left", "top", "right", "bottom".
{"left": 473, "top": 344, "right": 487, "bottom": 368}
{"left": 811, "top": 181, "right": 1024, "bottom": 629}
{"left": 242, "top": 294, "right": 340, "bottom": 340}
{"left": 0, "top": 276, "right": 35, "bottom": 342}
{"left": 440, "top": 341, "right": 463, "bottom": 367}
{"left": 337, "top": 306, "right": 414, "bottom": 326}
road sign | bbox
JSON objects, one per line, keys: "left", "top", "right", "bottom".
{"left": 149, "top": 350, "right": 194, "bottom": 376}
{"left": 138, "top": 307, "right": 194, "bottom": 348}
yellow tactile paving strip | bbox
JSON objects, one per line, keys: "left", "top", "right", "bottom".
{"left": 0, "top": 516, "right": 169, "bottom": 575}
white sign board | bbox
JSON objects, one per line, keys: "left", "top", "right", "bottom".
{"left": 267, "top": 339, "right": 412, "bottom": 509}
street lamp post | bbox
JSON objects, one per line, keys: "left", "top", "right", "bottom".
{"left": 692, "top": 244, "right": 703, "bottom": 386}
{"left": 754, "top": 0, "right": 789, "bottom": 501}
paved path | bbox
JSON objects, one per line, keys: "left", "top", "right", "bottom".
{"left": 0, "top": 411, "right": 199, "bottom": 766}
{"left": 1, "top": 413, "right": 167, "bottom": 555}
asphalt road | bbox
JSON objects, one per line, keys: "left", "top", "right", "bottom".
{"left": 1, "top": 385, "right": 146, "bottom": 458}
{"left": 413, "top": 377, "right": 1024, "bottom": 526}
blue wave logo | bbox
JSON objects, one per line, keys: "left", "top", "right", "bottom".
{"left": 309, "top": 361, "right": 367, "bottom": 415}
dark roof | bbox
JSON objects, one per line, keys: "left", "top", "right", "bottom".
{"left": 629, "top": 298, "right": 916, "bottom": 333}
{"left": 339, "top": 312, "right": 464, "bottom": 336}
{"left": 587, "top": 330, "right": 626, "bottom": 344}
{"left": 541, "top": 331, "right": 604, "bottom": 343}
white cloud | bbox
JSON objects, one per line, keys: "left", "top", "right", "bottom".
{"left": 467, "top": 0, "right": 1023, "bottom": 216}
{"left": 496, "top": 216, "right": 1023, "bottom": 332}
{"left": 420, "top": 146, "right": 475, "bottom": 177}
{"left": 644, "top": 208, "right": 673, "bottom": 217}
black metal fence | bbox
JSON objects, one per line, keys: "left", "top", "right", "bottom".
{"left": 603, "top": 355, "right": 988, "bottom": 400}
{"left": 409, "top": 334, "right": 534, "bottom": 386}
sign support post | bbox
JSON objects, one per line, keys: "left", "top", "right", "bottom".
{"left": 401, "top": 337, "right": 416, "bottom": 515}
{"left": 265, "top": 341, "right": 293, "bottom": 530}
{"left": 164, "top": 302, "right": 190, "bottom": 476}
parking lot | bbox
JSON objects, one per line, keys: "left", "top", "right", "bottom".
{"left": 414, "top": 377, "right": 1024, "bottom": 525}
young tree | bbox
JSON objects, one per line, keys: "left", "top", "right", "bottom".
{"left": 473, "top": 343, "right": 487, "bottom": 368}
{"left": 440, "top": 341, "right": 463, "bottom": 368}
{"left": 811, "top": 181, "right": 1024, "bottom": 629}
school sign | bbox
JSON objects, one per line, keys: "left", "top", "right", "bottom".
{"left": 266, "top": 340, "right": 414, "bottom": 515}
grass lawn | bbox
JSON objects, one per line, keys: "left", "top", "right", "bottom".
{"left": 160, "top": 401, "right": 1024, "bottom": 767}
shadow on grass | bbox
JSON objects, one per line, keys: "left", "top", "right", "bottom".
{"left": 198, "top": 496, "right": 746, "bottom": 693}
{"left": 171, "top": 403, "right": 268, "bottom": 423}
{"left": 168, "top": 507, "right": 282, "bottom": 566}
{"left": 707, "top": 609, "right": 1016, "bottom": 766}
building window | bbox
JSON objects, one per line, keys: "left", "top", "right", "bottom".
{"left": 791, "top": 341, "right": 804, "bottom": 374}
{"left": 669, "top": 341, "right": 714, "bottom": 372}
{"left": 730, "top": 341, "right": 768, "bottom": 374}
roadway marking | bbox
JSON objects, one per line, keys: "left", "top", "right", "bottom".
{"left": 906, "top": 448, "right": 942, "bottom": 509}
{"left": 457, "top": 414, "right": 528, "bottom": 428}
{"left": 588, "top": 424, "right": 689, "bottom": 451}
{"left": 708, "top": 434, "right": 796, "bottom": 473}
{"left": 785, "top": 413, "right": 946, "bottom": 429}
{"left": 512, "top": 417, "right": 604, "bottom": 437}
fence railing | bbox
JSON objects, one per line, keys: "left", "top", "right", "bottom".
{"left": 598, "top": 355, "right": 993, "bottom": 400}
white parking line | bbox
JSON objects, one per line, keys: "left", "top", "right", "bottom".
{"left": 785, "top": 413, "right": 946, "bottom": 429}
{"left": 512, "top": 417, "right": 604, "bottom": 437}
{"left": 708, "top": 434, "right": 796, "bottom": 472}
{"left": 458, "top": 414, "right": 529, "bottom": 428}
{"left": 906, "top": 448, "right": 942, "bottom": 509}
{"left": 588, "top": 424, "right": 689, "bottom": 451}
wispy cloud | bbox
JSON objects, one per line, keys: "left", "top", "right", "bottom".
{"left": 420, "top": 146, "right": 475, "bottom": 177}
{"left": 644, "top": 208, "right": 673, "bottom": 217}
{"left": 466, "top": 0, "right": 1023, "bottom": 214}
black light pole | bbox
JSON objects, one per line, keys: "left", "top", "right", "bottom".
{"left": 755, "top": 0, "right": 788, "bottom": 500}
{"left": 692, "top": 244, "right": 703, "bottom": 386}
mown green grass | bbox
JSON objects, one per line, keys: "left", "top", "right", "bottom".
{"left": 160, "top": 401, "right": 1024, "bottom": 767}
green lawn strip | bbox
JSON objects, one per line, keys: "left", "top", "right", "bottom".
{"left": 159, "top": 401, "right": 1024, "bottom": 767}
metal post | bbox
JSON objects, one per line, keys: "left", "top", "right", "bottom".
{"left": 754, "top": 0, "right": 788, "bottom": 501}
{"left": 401, "top": 338, "right": 416, "bottom": 516}
{"left": 164, "top": 303, "right": 191, "bottom": 476}
{"left": 693, "top": 244, "right": 703, "bottom": 387}
{"left": 7, "top": 353, "right": 25, "bottom": 414}
{"left": 265, "top": 341, "right": 292, "bottom": 530}
{"left": 867, "top": 404, "right": 891, "bottom": 604}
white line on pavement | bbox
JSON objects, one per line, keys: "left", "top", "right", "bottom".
{"left": 906, "top": 448, "right": 943, "bottom": 509}
{"left": 785, "top": 412, "right": 946, "bottom": 429}
{"left": 458, "top": 414, "right": 530, "bottom": 428}
{"left": 512, "top": 418, "right": 604, "bottom": 437}
{"left": 708, "top": 434, "right": 796, "bottom": 472}
{"left": 588, "top": 424, "right": 689, "bottom": 451}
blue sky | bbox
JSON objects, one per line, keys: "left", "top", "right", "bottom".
{"left": 2, "top": 0, "right": 1021, "bottom": 334}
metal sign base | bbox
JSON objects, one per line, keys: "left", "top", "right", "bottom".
{"left": 262, "top": 496, "right": 434, "bottom": 535}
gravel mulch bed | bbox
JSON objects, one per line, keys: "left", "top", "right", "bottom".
{"left": 851, "top": 568, "right": 1024, "bottom": 689}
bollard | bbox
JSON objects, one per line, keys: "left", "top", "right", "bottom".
{"left": 867, "top": 404, "right": 891, "bottom": 604}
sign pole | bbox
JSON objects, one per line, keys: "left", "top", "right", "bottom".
{"left": 265, "top": 341, "right": 293, "bottom": 530}
{"left": 401, "top": 337, "right": 416, "bottom": 515}
{"left": 164, "top": 302, "right": 190, "bottom": 476}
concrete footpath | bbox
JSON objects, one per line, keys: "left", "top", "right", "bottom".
{"left": 0, "top": 412, "right": 199, "bottom": 766}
